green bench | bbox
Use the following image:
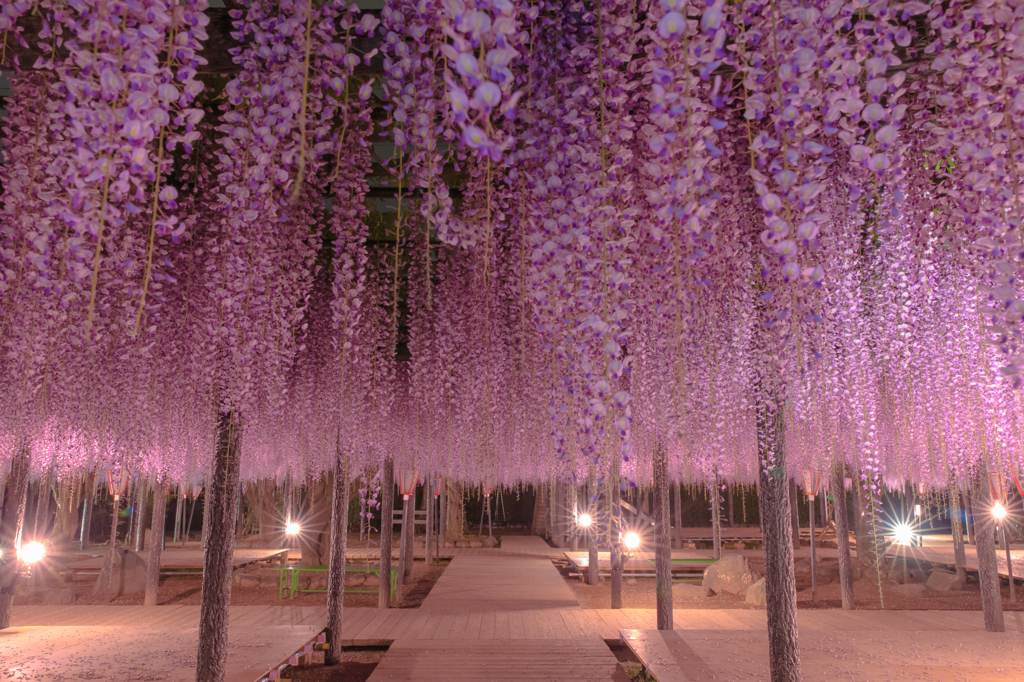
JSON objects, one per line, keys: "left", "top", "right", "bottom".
{"left": 272, "top": 564, "right": 398, "bottom": 600}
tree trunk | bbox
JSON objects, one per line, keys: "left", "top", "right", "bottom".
{"left": 195, "top": 411, "right": 243, "bottom": 682}
{"left": 146, "top": 476, "right": 168, "bottom": 606}
{"left": 0, "top": 442, "right": 32, "bottom": 630}
{"left": 610, "top": 454, "right": 623, "bottom": 609}
{"left": 653, "top": 444, "right": 672, "bottom": 630}
{"left": 727, "top": 484, "right": 735, "bottom": 528}
{"left": 299, "top": 476, "right": 333, "bottom": 566}
{"left": 444, "top": 481, "right": 464, "bottom": 541}
{"left": 951, "top": 482, "right": 968, "bottom": 587}
{"left": 964, "top": 486, "right": 976, "bottom": 545}
{"left": 439, "top": 477, "right": 447, "bottom": 544}
{"left": 757, "top": 404, "right": 801, "bottom": 681}
{"left": 378, "top": 460, "right": 394, "bottom": 609}
{"left": 173, "top": 486, "right": 183, "bottom": 543}
{"left": 325, "top": 456, "right": 350, "bottom": 665}
{"left": 134, "top": 478, "right": 149, "bottom": 552}
{"left": 831, "top": 462, "right": 855, "bottom": 610}
{"left": 243, "top": 479, "right": 279, "bottom": 541}
{"left": 788, "top": 477, "right": 800, "bottom": 551}
{"left": 970, "top": 467, "right": 1004, "bottom": 632}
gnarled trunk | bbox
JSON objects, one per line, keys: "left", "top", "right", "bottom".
{"left": 831, "top": 462, "right": 855, "bottom": 610}
{"left": 195, "top": 411, "right": 243, "bottom": 682}
{"left": 971, "top": 466, "right": 1004, "bottom": 632}
{"left": 378, "top": 460, "right": 394, "bottom": 608}
{"left": 145, "top": 476, "right": 168, "bottom": 606}
{"left": 325, "top": 456, "right": 350, "bottom": 665}
{"left": 757, "top": 402, "right": 801, "bottom": 682}
{"left": 653, "top": 443, "right": 672, "bottom": 630}
{"left": 0, "top": 442, "right": 32, "bottom": 630}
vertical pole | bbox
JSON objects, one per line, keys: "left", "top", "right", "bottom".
{"left": 808, "top": 496, "right": 817, "bottom": 602}
{"left": 711, "top": 473, "right": 722, "bottom": 560}
{"left": 33, "top": 470, "right": 52, "bottom": 540}
{"left": 1002, "top": 524, "right": 1016, "bottom": 604}
{"left": 569, "top": 484, "right": 578, "bottom": 551}
{"left": 105, "top": 492, "right": 122, "bottom": 602}
{"left": 145, "top": 476, "right": 168, "bottom": 606}
{"left": 588, "top": 467, "right": 599, "bottom": 586}
{"left": 173, "top": 486, "right": 182, "bottom": 543}
{"left": 950, "top": 481, "right": 968, "bottom": 587}
{"left": 971, "top": 468, "right": 1004, "bottom": 632}
{"left": 439, "top": 478, "right": 447, "bottom": 550}
{"left": 235, "top": 483, "right": 245, "bottom": 539}
{"left": 610, "top": 455, "right": 623, "bottom": 609}
{"left": 673, "top": 480, "right": 683, "bottom": 549}
{"left": 964, "top": 487, "right": 976, "bottom": 545}
{"left": 403, "top": 485, "right": 415, "bottom": 581}
{"left": 727, "top": 483, "right": 736, "bottom": 528}
{"left": 0, "top": 442, "right": 32, "bottom": 630}
{"left": 758, "top": 402, "right": 801, "bottom": 681}
{"left": 487, "top": 493, "right": 493, "bottom": 539}
{"left": 395, "top": 492, "right": 411, "bottom": 600}
{"left": 134, "top": 477, "right": 149, "bottom": 552}
{"left": 653, "top": 444, "right": 673, "bottom": 630}
{"left": 831, "top": 462, "right": 855, "bottom": 610}
{"left": 789, "top": 477, "right": 800, "bottom": 552}
{"left": 80, "top": 483, "right": 93, "bottom": 550}
{"left": 425, "top": 477, "right": 434, "bottom": 567}
{"left": 378, "top": 461, "right": 394, "bottom": 608}
{"left": 195, "top": 411, "right": 243, "bottom": 682}
{"left": 325, "top": 455, "right": 351, "bottom": 665}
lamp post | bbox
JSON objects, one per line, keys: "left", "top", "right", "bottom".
{"left": 104, "top": 468, "right": 130, "bottom": 602}
{"left": 990, "top": 471, "right": 1015, "bottom": 604}
{"left": 801, "top": 468, "right": 822, "bottom": 602}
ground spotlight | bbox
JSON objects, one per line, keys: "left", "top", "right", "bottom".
{"left": 992, "top": 503, "right": 1007, "bottom": 520}
{"left": 623, "top": 531, "right": 641, "bottom": 550}
{"left": 18, "top": 541, "right": 45, "bottom": 564}
{"left": 578, "top": 513, "right": 593, "bottom": 528}
{"left": 285, "top": 522, "right": 301, "bottom": 536}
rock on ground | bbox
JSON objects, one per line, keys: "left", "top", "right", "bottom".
{"left": 42, "top": 587, "right": 75, "bottom": 605}
{"left": 926, "top": 569, "right": 962, "bottom": 592}
{"left": 482, "top": 536, "right": 498, "bottom": 548}
{"left": 745, "top": 577, "right": 766, "bottom": 607}
{"left": 891, "top": 582, "right": 928, "bottom": 597}
{"left": 702, "top": 555, "right": 760, "bottom": 596}
{"left": 92, "top": 548, "right": 147, "bottom": 597}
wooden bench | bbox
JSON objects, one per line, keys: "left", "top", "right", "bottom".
{"left": 273, "top": 564, "right": 398, "bottom": 600}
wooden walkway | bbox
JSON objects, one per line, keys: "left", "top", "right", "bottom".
{"left": 886, "top": 544, "right": 1024, "bottom": 579}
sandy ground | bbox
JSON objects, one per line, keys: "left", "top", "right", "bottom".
{"left": 14, "top": 559, "right": 448, "bottom": 607}
{"left": 564, "top": 571, "right": 1024, "bottom": 611}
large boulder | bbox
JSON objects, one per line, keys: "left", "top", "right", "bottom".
{"left": 891, "top": 582, "right": 928, "bottom": 597}
{"left": 92, "top": 548, "right": 147, "bottom": 597}
{"left": 482, "top": 536, "right": 499, "bottom": 548}
{"left": 926, "top": 569, "right": 962, "bottom": 592}
{"left": 702, "top": 555, "right": 760, "bottom": 596}
{"left": 745, "top": 577, "right": 766, "bottom": 607}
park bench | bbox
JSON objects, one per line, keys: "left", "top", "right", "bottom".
{"left": 273, "top": 564, "right": 398, "bottom": 599}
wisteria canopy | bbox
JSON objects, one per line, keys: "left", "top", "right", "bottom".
{"left": 1, "top": 0, "right": 1022, "bottom": 501}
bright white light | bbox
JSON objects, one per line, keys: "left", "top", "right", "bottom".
{"left": 992, "top": 503, "right": 1007, "bottom": 520}
{"left": 18, "top": 541, "right": 45, "bottom": 564}
{"left": 914, "top": 504, "right": 921, "bottom": 517}
{"left": 578, "top": 513, "right": 593, "bottom": 528}
{"left": 623, "top": 531, "right": 641, "bottom": 550}
{"left": 892, "top": 523, "right": 915, "bottom": 546}
{"left": 285, "top": 522, "right": 301, "bottom": 536}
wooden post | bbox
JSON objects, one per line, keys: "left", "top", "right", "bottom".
{"left": 964, "top": 486, "right": 976, "bottom": 545}
{"left": 134, "top": 477, "right": 149, "bottom": 552}
{"left": 727, "top": 483, "right": 736, "bottom": 528}
{"left": 425, "top": 476, "right": 434, "bottom": 567}
{"left": 950, "top": 481, "right": 968, "bottom": 587}
{"left": 173, "top": 485, "right": 183, "bottom": 543}
{"left": 325, "top": 455, "right": 350, "bottom": 666}
{"left": 757, "top": 403, "right": 801, "bottom": 681}
{"left": 145, "top": 476, "right": 168, "bottom": 606}
{"left": 1002, "top": 523, "right": 1016, "bottom": 604}
{"left": 80, "top": 472, "right": 95, "bottom": 550}
{"left": 195, "top": 411, "right": 243, "bottom": 682}
{"left": 610, "top": 455, "right": 623, "bottom": 609}
{"left": 439, "top": 477, "right": 447, "bottom": 549}
{"left": 653, "top": 444, "right": 673, "bottom": 630}
{"left": 971, "top": 468, "right": 1004, "bottom": 632}
{"left": 0, "top": 442, "right": 31, "bottom": 630}
{"left": 378, "top": 460, "right": 394, "bottom": 608}
{"left": 105, "top": 491, "right": 122, "bottom": 602}
{"left": 831, "top": 463, "right": 855, "bottom": 609}
{"left": 673, "top": 480, "right": 683, "bottom": 549}
{"left": 789, "top": 477, "right": 800, "bottom": 552}
{"left": 588, "top": 468, "right": 599, "bottom": 586}
{"left": 711, "top": 473, "right": 722, "bottom": 560}
{"left": 808, "top": 494, "right": 817, "bottom": 602}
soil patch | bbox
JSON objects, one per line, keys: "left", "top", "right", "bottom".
{"left": 282, "top": 647, "right": 388, "bottom": 682}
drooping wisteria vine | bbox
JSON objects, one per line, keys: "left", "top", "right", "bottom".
{"left": 1, "top": 0, "right": 1023, "bottom": 510}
